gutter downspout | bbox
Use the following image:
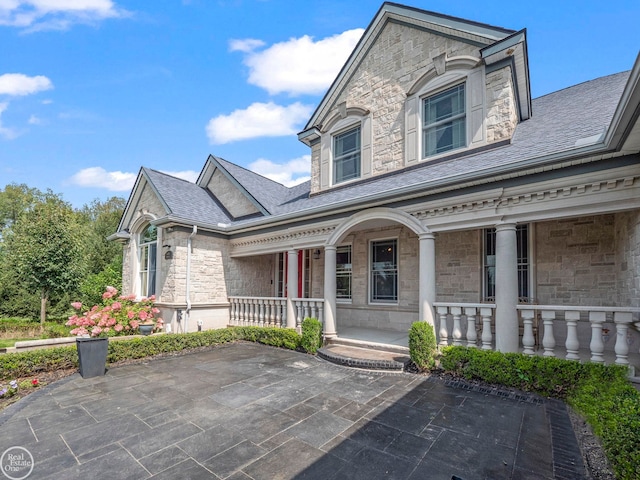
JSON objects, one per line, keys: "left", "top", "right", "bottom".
{"left": 185, "top": 225, "right": 197, "bottom": 332}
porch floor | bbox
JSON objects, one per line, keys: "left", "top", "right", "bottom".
{"left": 335, "top": 327, "right": 409, "bottom": 349}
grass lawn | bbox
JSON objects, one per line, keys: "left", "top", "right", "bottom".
{"left": 0, "top": 338, "right": 34, "bottom": 348}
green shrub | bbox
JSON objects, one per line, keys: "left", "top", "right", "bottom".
{"left": 408, "top": 321, "right": 437, "bottom": 370}
{"left": 0, "top": 326, "right": 301, "bottom": 380}
{"left": 440, "top": 346, "right": 639, "bottom": 478}
{"left": 0, "top": 346, "right": 78, "bottom": 379}
{"left": 300, "top": 317, "right": 322, "bottom": 354}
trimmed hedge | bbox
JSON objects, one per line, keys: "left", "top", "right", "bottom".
{"left": 408, "top": 321, "right": 437, "bottom": 371}
{"left": 300, "top": 318, "right": 323, "bottom": 354}
{"left": 440, "top": 346, "right": 640, "bottom": 479}
{"left": 0, "top": 327, "right": 301, "bottom": 380}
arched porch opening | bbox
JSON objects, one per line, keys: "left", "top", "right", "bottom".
{"left": 322, "top": 207, "right": 435, "bottom": 343}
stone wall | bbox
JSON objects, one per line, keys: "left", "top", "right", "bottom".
{"left": 311, "top": 23, "right": 480, "bottom": 194}
{"left": 226, "top": 255, "right": 274, "bottom": 298}
{"left": 435, "top": 230, "right": 482, "bottom": 302}
{"left": 485, "top": 65, "right": 518, "bottom": 143}
{"left": 338, "top": 23, "right": 480, "bottom": 177}
{"left": 206, "top": 169, "right": 259, "bottom": 218}
{"left": 334, "top": 225, "right": 419, "bottom": 332}
{"left": 615, "top": 210, "right": 640, "bottom": 308}
{"left": 310, "top": 22, "right": 519, "bottom": 194}
{"left": 535, "top": 215, "right": 618, "bottom": 306}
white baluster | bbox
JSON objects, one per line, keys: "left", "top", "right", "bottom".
{"left": 437, "top": 306, "right": 449, "bottom": 346}
{"left": 541, "top": 310, "right": 556, "bottom": 357}
{"left": 230, "top": 299, "right": 236, "bottom": 325}
{"left": 451, "top": 307, "right": 462, "bottom": 346}
{"left": 276, "top": 300, "right": 287, "bottom": 328}
{"left": 318, "top": 303, "right": 324, "bottom": 325}
{"left": 614, "top": 312, "right": 632, "bottom": 365}
{"left": 521, "top": 309, "right": 536, "bottom": 355}
{"left": 480, "top": 307, "right": 493, "bottom": 350}
{"left": 589, "top": 311, "right": 606, "bottom": 363}
{"left": 564, "top": 311, "right": 580, "bottom": 360}
{"left": 303, "top": 301, "right": 310, "bottom": 322}
{"left": 267, "top": 298, "right": 276, "bottom": 327}
{"left": 258, "top": 300, "right": 265, "bottom": 327}
{"left": 464, "top": 307, "right": 477, "bottom": 347}
{"left": 296, "top": 301, "right": 303, "bottom": 328}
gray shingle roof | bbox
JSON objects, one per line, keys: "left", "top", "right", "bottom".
{"left": 214, "top": 157, "right": 291, "bottom": 214}
{"left": 143, "top": 168, "right": 232, "bottom": 225}
{"left": 143, "top": 70, "right": 631, "bottom": 230}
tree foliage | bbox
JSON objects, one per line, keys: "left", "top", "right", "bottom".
{"left": 0, "top": 184, "right": 126, "bottom": 321}
{"left": 4, "top": 196, "right": 85, "bottom": 323}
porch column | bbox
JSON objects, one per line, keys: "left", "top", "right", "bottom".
{"left": 286, "top": 249, "right": 298, "bottom": 329}
{"left": 418, "top": 232, "right": 436, "bottom": 325}
{"left": 495, "top": 222, "right": 519, "bottom": 352}
{"left": 323, "top": 245, "right": 337, "bottom": 338}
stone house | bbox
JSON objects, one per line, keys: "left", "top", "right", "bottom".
{"left": 111, "top": 2, "right": 640, "bottom": 366}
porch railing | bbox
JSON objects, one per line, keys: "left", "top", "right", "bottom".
{"left": 293, "top": 298, "right": 324, "bottom": 328}
{"left": 434, "top": 303, "right": 496, "bottom": 350}
{"left": 434, "top": 302, "right": 640, "bottom": 366}
{"left": 517, "top": 305, "right": 638, "bottom": 365}
{"left": 229, "top": 296, "right": 287, "bottom": 327}
{"left": 228, "top": 296, "right": 324, "bottom": 329}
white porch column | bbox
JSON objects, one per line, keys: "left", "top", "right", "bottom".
{"left": 286, "top": 249, "right": 298, "bottom": 329}
{"left": 495, "top": 222, "right": 519, "bottom": 352}
{"left": 323, "top": 245, "right": 337, "bottom": 338}
{"left": 418, "top": 232, "right": 436, "bottom": 325}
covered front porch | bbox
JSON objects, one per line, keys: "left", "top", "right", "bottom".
{"left": 228, "top": 295, "right": 640, "bottom": 369}
{"left": 227, "top": 206, "right": 640, "bottom": 371}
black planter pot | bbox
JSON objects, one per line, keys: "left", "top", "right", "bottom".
{"left": 76, "top": 337, "right": 108, "bottom": 378}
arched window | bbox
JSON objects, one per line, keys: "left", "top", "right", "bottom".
{"left": 139, "top": 224, "right": 157, "bottom": 297}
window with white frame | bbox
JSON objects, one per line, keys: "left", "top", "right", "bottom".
{"left": 336, "top": 245, "right": 352, "bottom": 300}
{"left": 139, "top": 224, "right": 157, "bottom": 297}
{"left": 333, "top": 125, "right": 361, "bottom": 184}
{"left": 370, "top": 239, "right": 398, "bottom": 303}
{"left": 422, "top": 83, "right": 466, "bottom": 157}
{"left": 483, "top": 224, "right": 530, "bottom": 301}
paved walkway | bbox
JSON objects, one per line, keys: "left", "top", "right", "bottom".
{"left": 0, "top": 343, "right": 586, "bottom": 479}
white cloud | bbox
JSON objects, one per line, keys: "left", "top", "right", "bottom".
{"left": 0, "top": 73, "right": 53, "bottom": 96}
{"left": 68, "top": 167, "right": 200, "bottom": 191}
{"left": 206, "top": 101, "right": 312, "bottom": 144}
{"left": 0, "top": 0, "right": 129, "bottom": 32}
{"left": 229, "top": 38, "right": 265, "bottom": 53}
{"left": 69, "top": 166, "right": 137, "bottom": 191}
{"left": 0, "top": 102, "right": 19, "bottom": 139}
{"left": 28, "top": 114, "right": 43, "bottom": 124}
{"left": 248, "top": 155, "right": 310, "bottom": 187}
{"left": 233, "top": 28, "right": 364, "bottom": 96}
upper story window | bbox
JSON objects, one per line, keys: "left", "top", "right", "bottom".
{"left": 333, "top": 125, "right": 361, "bottom": 185}
{"left": 422, "top": 83, "right": 466, "bottom": 157}
{"left": 139, "top": 224, "right": 157, "bottom": 297}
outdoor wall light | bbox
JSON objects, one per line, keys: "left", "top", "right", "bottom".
{"left": 313, "top": 249, "right": 321, "bottom": 260}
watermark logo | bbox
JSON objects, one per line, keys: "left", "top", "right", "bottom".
{"left": 1, "top": 447, "right": 34, "bottom": 480}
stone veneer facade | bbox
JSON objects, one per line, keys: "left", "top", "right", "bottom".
{"left": 309, "top": 22, "right": 518, "bottom": 194}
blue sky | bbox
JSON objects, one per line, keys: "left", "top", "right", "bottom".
{"left": 1, "top": 0, "right": 638, "bottom": 208}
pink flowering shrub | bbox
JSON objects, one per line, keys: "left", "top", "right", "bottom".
{"left": 67, "top": 286, "right": 163, "bottom": 337}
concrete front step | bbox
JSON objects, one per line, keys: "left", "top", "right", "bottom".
{"left": 318, "top": 344, "right": 411, "bottom": 371}
{"left": 326, "top": 336, "right": 409, "bottom": 355}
